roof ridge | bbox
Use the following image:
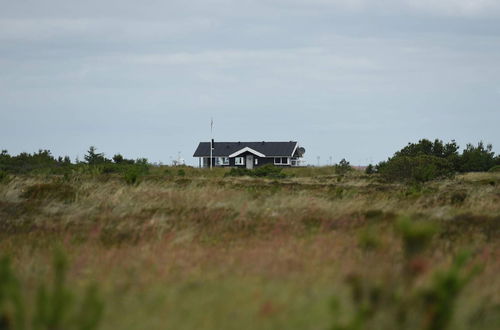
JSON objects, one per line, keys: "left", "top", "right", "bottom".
{"left": 201, "top": 141, "right": 297, "bottom": 143}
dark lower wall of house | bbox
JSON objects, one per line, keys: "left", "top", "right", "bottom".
{"left": 256, "top": 157, "right": 274, "bottom": 166}
{"left": 199, "top": 155, "right": 294, "bottom": 168}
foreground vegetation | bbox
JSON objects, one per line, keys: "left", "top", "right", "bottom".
{"left": 1, "top": 167, "right": 499, "bottom": 329}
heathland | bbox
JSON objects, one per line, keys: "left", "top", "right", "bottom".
{"left": 1, "top": 165, "right": 499, "bottom": 330}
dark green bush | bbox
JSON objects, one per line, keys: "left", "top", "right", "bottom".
{"left": 177, "top": 169, "right": 186, "bottom": 177}
{"left": 460, "top": 142, "right": 495, "bottom": 172}
{"left": 334, "top": 158, "right": 352, "bottom": 175}
{"left": 253, "top": 164, "right": 287, "bottom": 178}
{"left": 380, "top": 139, "right": 498, "bottom": 175}
{"left": 112, "top": 154, "right": 124, "bottom": 164}
{"left": 378, "top": 155, "right": 454, "bottom": 183}
{"left": 365, "top": 164, "right": 374, "bottom": 175}
{"left": 0, "top": 150, "right": 72, "bottom": 174}
{"left": 84, "top": 146, "right": 109, "bottom": 165}
{"left": 487, "top": 165, "right": 500, "bottom": 173}
{"left": 396, "top": 139, "right": 459, "bottom": 159}
{"left": 123, "top": 167, "right": 140, "bottom": 185}
{"left": 100, "top": 163, "right": 122, "bottom": 174}
{"left": 225, "top": 167, "right": 252, "bottom": 177}
{"left": 225, "top": 164, "right": 287, "bottom": 179}
{"left": 0, "top": 147, "right": 153, "bottom": 176}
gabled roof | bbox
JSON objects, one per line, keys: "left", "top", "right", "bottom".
{"left": 193, "top": 141, "right": 298, "bottom": 157}
{"left": 229, "top": 147, "right": 265, "bottom": 158}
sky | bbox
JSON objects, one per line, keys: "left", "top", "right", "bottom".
{"left": 1, "top": 0, "right": 499, "bottom": 166}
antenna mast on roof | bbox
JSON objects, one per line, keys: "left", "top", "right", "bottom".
{"left": 210, "top": 118, "right": 214, "bottom": 170}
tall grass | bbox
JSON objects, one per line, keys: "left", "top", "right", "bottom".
{"left": 0, "top": 170, "right": 499, "bottom": 329}
{"left": 0, "top": 250, "right": 103, "bottom": 330}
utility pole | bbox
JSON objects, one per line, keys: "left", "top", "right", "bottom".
{"left": 317, "top": 156, "right": 320, "bottom": 167}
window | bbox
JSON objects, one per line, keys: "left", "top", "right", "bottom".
{"left": 254, "top": 158, "right": 258, "bottom": 165}
{"left": 216, "top": 157, "right": 229, "bottom": 166}
{"left": 291, "top": 158, "right": 299, "bottom": 166}
{"left": 235, "top": 157, "right": 244, "bottom": 165}
{"left": 274, "top": 157, "right": 289, "bottom": 165}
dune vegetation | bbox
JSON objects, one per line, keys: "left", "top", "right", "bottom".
{"left": 1, "top": 165, "right": 499, "bottom": 330}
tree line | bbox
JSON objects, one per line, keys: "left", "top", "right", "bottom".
{"left": 1, "top": 140, "right": 499, "bottom": 183}
{"left": 0, "top": 146, "right": 148, "bottom": 175}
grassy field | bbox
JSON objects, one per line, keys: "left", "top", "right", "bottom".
{"left": 1, "top": 167, "right": 499, "bottom": 329}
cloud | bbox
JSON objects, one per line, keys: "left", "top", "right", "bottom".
{"left": 404, "top": 0, "right": 500, "bottom": 16}
{"left": 1, "top": 0, "right": 500, "bottom": 164}
{"left": 3, "top": 0, "right": 500, "bottom": 23}
{"left": 125, "top": 48, "right": 376, "bottom": 70}
{"left": 0, "top": 17, "right": 217, "bottom": 42}
{"left": 266, "top": 0, "right": 500, "bottom": 17}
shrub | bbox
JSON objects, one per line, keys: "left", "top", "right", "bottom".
{"left": 383, "top": 138, "right": 500, "bottom": 173}
{"left": 365, "top": 164, "right": 374, "bottom": 175}
{"left": 84, "top": 146, "right": 108, "bottom": 165}
{"left": 334, "top": 158, "right": 352, "bottom": 175}
{"left": 112, "top": 154, "right": 124, "bottom": 164}
{"left": 225, "top": 164, "right": 287, "bottom": 179}
{"left": 123, "top": 167, "right": 140, "bottom": 185}
{"left": 225, "top": 167, "right": 252, "bottom": 177}
{"left": 378, "top": 155, "right": 454, "bottom": 183}
{"left": 394, "top": 139, "right": 461, "bottom": 171}
{"left": 177, "top": 169, "right": 186, "bottom": 177}
{"left": 253, "top": 164, "right": 287, "bottom": 178}
{"left": 396, "top": 139, "right": 459, "bottom": 158}
{"left": 0, "top": 149, "right": 70, "bottom": 174}
{"left": 122, "top": 163, "right": 150, "bottom": 185}
{"left": 488, "top": 165, "right": 500, "bottom": 173}
{"left": 73, "top": 164, "right": 103, "bottom": 176}
{"left": 460, "top": 142, "right": 495, "bottom": 172}
{"left": 100, "top": 163, "right": 121, "bottom": 174}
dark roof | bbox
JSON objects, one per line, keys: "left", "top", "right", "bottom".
{"left": 193, "top": 141, "right": 298, "bottom": 157}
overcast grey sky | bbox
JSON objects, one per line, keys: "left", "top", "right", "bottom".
{"left": 1, "top": 0, "right": 499, "bottom": 165}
